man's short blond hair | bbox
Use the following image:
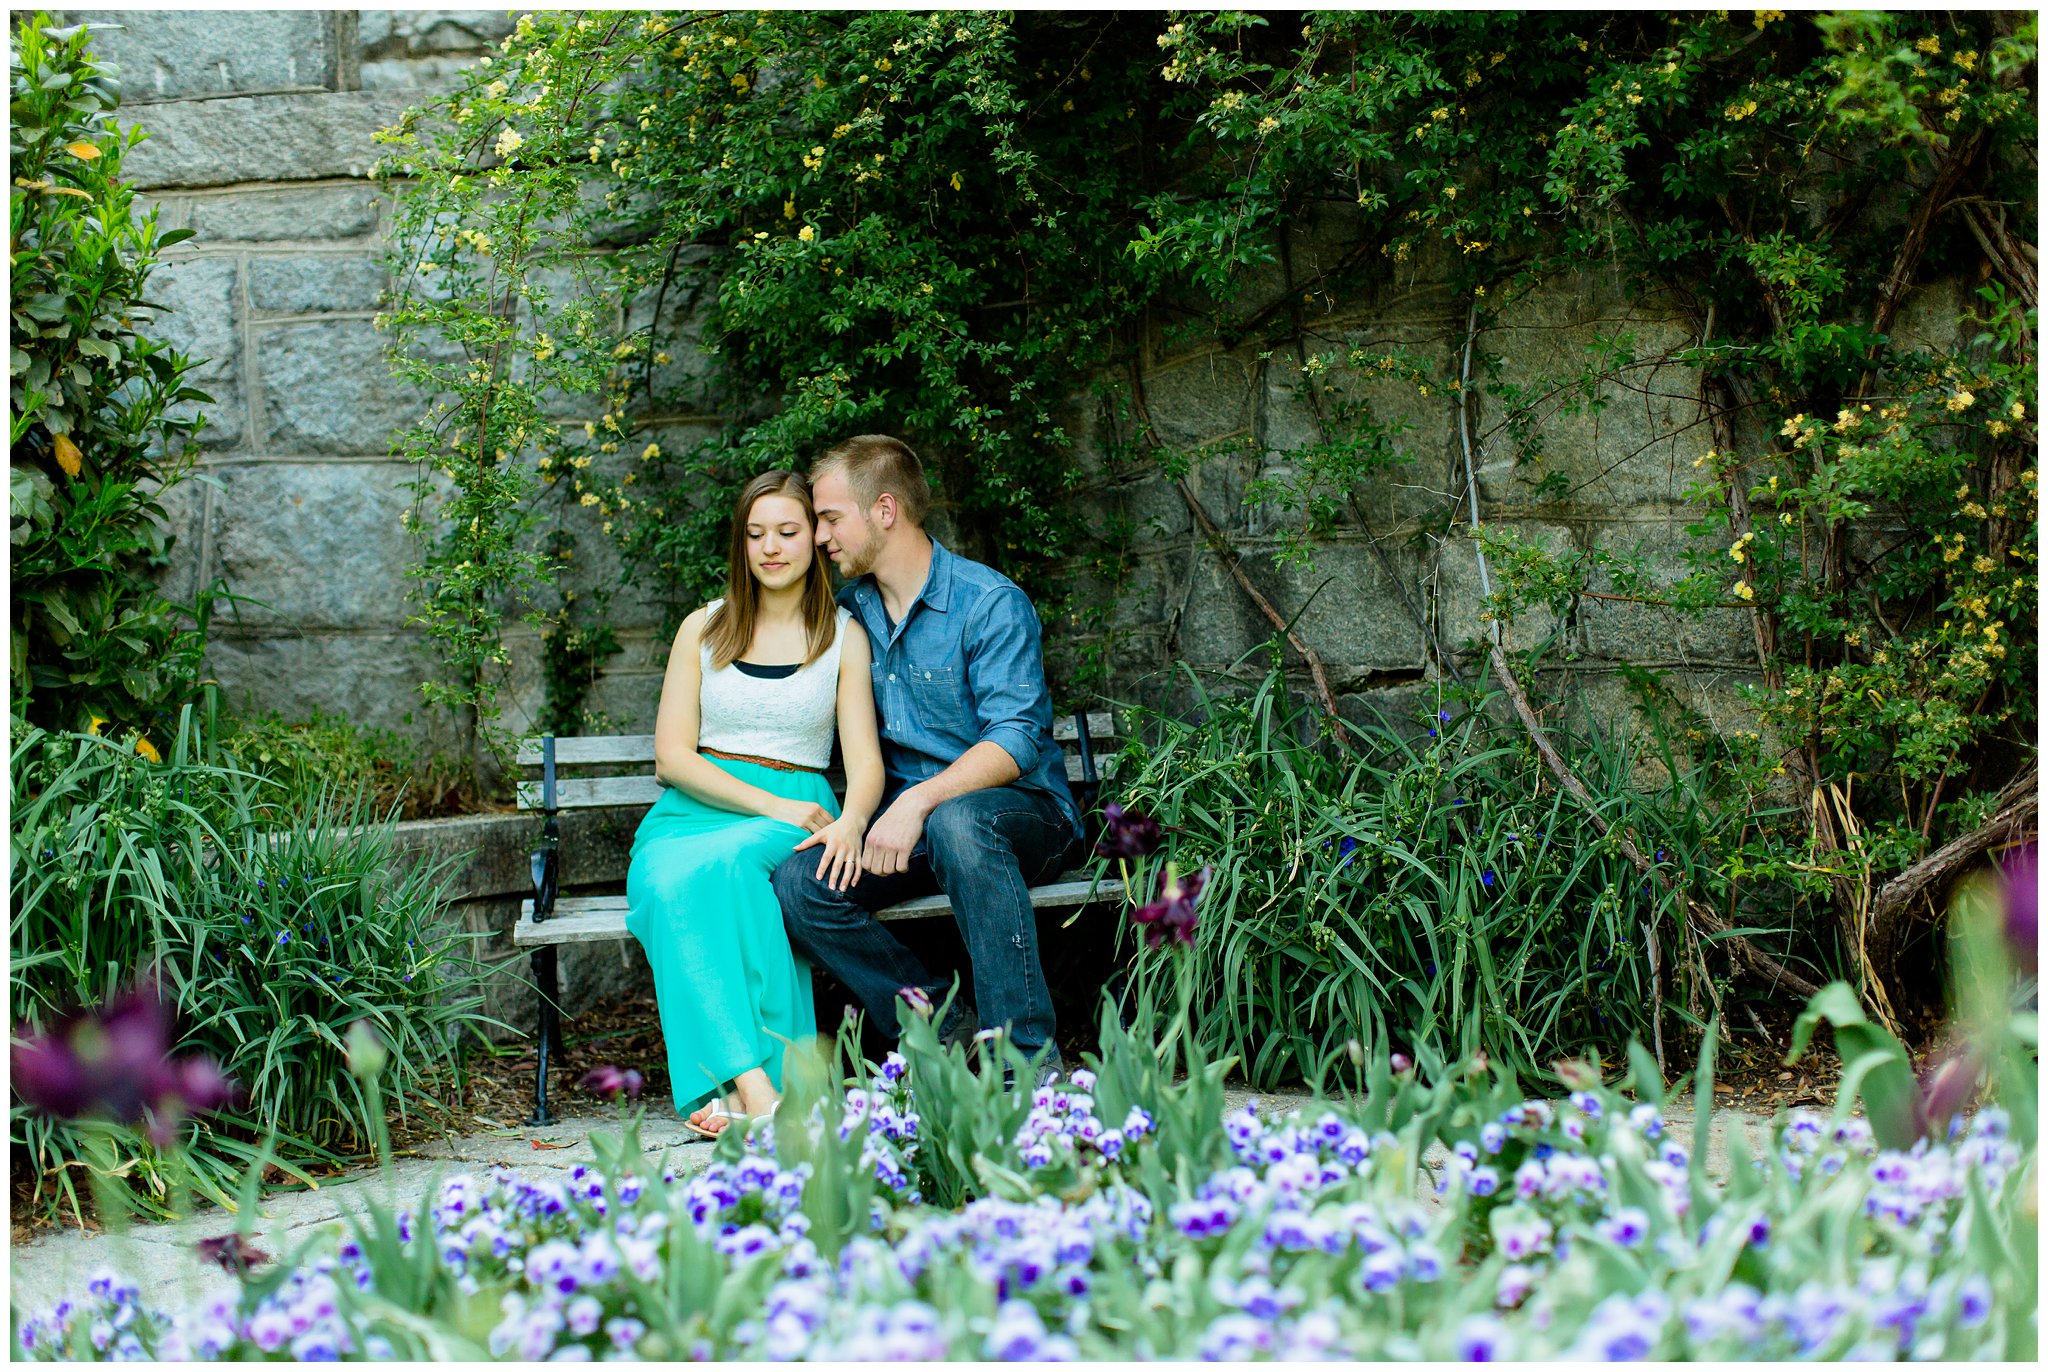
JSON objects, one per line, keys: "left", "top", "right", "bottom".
{"left": 810, "top": 434, "right": 931, "bottom": 527}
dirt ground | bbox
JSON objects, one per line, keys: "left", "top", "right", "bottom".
{"left": 441, "top": 990, "right": 1854, "bottom": 1132}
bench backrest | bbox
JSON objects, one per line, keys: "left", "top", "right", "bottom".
{"left": 516, "top": 711, "right": 1119, "bottom": 815}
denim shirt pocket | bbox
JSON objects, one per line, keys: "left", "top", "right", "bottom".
{"left": 903, "top": 662, "right": 973, "bottom": 739}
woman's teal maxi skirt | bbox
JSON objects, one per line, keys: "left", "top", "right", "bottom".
{"left": 623, "top": 755, "right": 826, "bottom": 1115}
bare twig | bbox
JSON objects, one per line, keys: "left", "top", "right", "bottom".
{"left": 1176, "top": 474, "right": 1350, "bottom": 734}
{"left": 1125, "top": 365, "right": 1352, "bottom": 739}
{"left": 1863, "top": 129, "right": 1990, "bottom": 366}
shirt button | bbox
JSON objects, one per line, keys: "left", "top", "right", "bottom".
{"left": 924, "top": 671, "right": 932, "bottom": 680}
{"left": 887, "top": 673, "right": 896, "bottom": 682}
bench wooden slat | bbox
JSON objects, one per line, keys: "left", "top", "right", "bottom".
{"left": 518, "top": 755, "right": 1116, "bottom": 811}
{"left": 518, "top": 776, "right": 666, "bottom": 810}
{"left": 512, "top": 872, "right": 1122, "bottom": 946}
{"left": 519, "top": 717, "right": 1118, "bottom": 771}
{"left": 516, "top": 735, "right": 659, "bottom": 767}
{"left": 1052, "top": 712, "right": 1115, "bottom": 742}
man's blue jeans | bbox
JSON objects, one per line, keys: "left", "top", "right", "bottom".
{"left": 773, "top": 785, "right": 1072, "bottom": 1053}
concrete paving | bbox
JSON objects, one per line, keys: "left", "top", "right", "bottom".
{"left": 7, "top": 1090, "right": 1778, "bottom": 1322}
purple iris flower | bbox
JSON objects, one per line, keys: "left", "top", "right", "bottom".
{"left": 2000, "top": 844, "right": 2036, "bottom": 973}
{"left": 1131, "top": 865, "right": 1209, "bottom": 949}
{"left": 11, "top": 982, "right": 237, "bottom": 1145}
{"left": 578, "top": 1065, "right": 644, "bottom": 1101}
{"left": 1095, "top": 803, "right": 1164, "bottom": 860}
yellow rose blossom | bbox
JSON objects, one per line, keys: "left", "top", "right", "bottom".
{"left": 642, "top": 443, "right": 661, "bottom": 460}
{"left": 1732, "top": 581, "right": 1754, "bottom": 601}
{"left": 1946, "top": 390, "right": 1975, "bottom": 412}
{"left": 1915, "top": 34, "right": 1940, "bottom": 55}
{"left": 134, "top": 736, "right": 160, "bottom": 763}
{"left": 494, "top": 127, "right": 524, "bottom": 159}
{"left": 798, "top": 224, "right": 815, "bottom": 241}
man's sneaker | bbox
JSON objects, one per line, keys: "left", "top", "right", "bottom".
{"left": 935, "top": 997, "right": 978, "bottom": 1052}
{"left": 1002, "top": 1047, "right": 1065, "bottom": 1093}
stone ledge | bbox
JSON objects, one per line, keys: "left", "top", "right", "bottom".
{"left": 389, "top": 804, "right": 649, "bottom": 902}
{"left": 125, "top": 90, "right": 421, "bottom": 190}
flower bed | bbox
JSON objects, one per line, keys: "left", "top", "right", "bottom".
{"left": 15, "top": 1014, "right": 2034, "bottom": 1362}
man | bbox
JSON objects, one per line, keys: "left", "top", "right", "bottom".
{"left": 772, "top": 434, "right": 1079, "bottom": 1079}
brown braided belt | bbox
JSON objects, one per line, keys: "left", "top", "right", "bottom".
{"left": 700, "top": 746, "right": 826, "bottom": 776}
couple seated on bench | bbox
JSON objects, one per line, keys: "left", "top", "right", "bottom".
{"left": 625, "top": 434, "right": 1079, "bottom": 1138}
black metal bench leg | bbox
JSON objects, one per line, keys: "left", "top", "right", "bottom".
{"left": 529, "top": 944, "right": 560, "bottom": 1126}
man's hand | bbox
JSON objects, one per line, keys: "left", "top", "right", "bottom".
{"left": 861, "top": 791, "right": 928, "bottom": 876}
{"left": 794, "top": 815, "right": 866, "bottom": 892}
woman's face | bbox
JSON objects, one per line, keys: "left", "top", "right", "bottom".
{"left": 744, "top": 493, "right": 814, "bottom": 592}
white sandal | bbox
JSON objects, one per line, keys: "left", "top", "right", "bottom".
{"left": 687, "top": 1095, "right": 777, "bottom": 1140}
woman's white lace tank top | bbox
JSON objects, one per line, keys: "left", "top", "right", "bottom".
{"left": 695, "top": 598, "right": 850, "bottom": 770}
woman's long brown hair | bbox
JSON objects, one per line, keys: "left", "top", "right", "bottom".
{"left": 704, "top": 469, "right": 838, "bottom": 670}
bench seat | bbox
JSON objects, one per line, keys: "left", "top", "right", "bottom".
{"left": 513, "top": 872, "right": 1119, "bottom": 947}
{"left": 511, "top": 710, "right": 1119, "bottom": 1123}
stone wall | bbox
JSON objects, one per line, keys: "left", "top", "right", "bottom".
{"left": 94, "top": 10, "right": 1972, "bottom": 757}
{"left": 78, "top": 9, "right": 589, "bottom": 749}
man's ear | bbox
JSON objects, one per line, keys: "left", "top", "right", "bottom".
{"left": 873, "top": 492, "right": 898, "bottom": 531}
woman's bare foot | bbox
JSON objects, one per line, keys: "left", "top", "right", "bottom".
{"left": 731, "top": 1069, "right": 779, "bottom": 1121}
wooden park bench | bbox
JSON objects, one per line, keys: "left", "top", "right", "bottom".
{"left": 512, "top": 713, "right": 1119, "bottom": 1122}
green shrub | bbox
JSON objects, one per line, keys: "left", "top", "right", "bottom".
{"left": 9, "top": 14, "right": 219, "bottom": 739}
{"left": 213, "top": 708, "right": 486, "bottom": 823}
{"left": 1099, "top": 655, "right": 1810, "bottom": 1086}
{"left": 8, "top": 710, "right": 499, "bottom": 1224}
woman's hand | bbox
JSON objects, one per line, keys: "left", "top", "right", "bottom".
{"left": 793, "top": 815, "right": 866, "bottom": 892}
{"left": 770, "top": 798, "right": 834, "bottom": 834}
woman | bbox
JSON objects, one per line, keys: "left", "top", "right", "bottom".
{"left": 625, "top": 469, "right": 883, "bottom": 1137}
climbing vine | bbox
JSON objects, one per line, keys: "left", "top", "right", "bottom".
{"left": 383, "top": 10, "right": 2035, "bottom": 1017}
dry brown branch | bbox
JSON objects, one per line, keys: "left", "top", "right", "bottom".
{"left": 1124, "top": 365, "right": 1351, "bottom": 739}
{"left": 1174, "top": 475, "right": 1350, "bottom": 735}
{"left": 1483, "top": 637, "right": 1821, "bottom": 1001}
{"left": 1870, "top": 767, "right": 2039, "bottom": 927}
{"left": 1452, "top": 307, "right": 1820, "bottom": 1006}
{"left": 1865, "top": 129, "right": 1991, "bottom": 358}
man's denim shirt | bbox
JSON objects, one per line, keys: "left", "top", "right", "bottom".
{"left": 839, "top": 540, "right": 1080, "bottom": 846}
